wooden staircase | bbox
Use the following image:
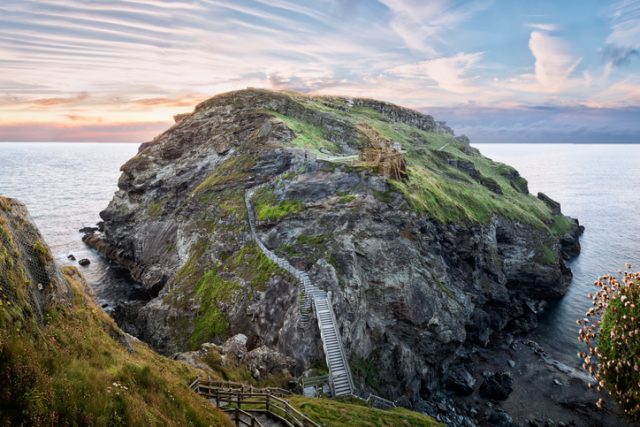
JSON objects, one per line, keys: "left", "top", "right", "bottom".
{"left": 244, "top": 188, "right": 354, "bottom": 397}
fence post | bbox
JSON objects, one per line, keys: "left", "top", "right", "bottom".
{"left": 235, "top": 408, "right": 239, "bottom": 425}
{"left": 266, "top": 394, "right": 270, "bottom": 414}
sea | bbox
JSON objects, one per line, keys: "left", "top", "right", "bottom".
{"left": 0, "top": 142, "right": 639, "bottom": 366}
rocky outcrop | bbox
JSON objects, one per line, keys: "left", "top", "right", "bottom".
{"left": 84, "top": 88, "right": 582, "bottom": 406}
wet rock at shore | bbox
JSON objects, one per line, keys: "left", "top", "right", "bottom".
{"left": 78, "top": 258, "right": 91, "bottom": 267}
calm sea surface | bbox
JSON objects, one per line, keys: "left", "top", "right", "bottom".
{"left": 0, "top": 142, "right": 638, "bottom": 365}
{"left": 0, "top": 142, "right": 141, "bottom": 308}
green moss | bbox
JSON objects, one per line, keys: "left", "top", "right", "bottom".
{"left": 190, "top": 267, "right": 238, "bottom": 348}
{"left": 225, "top": 243, "right": 279, "bottom": 291}
{"left": 256, "top": 200, "right": 304, "bottom": 221}
{"left": 253, "top": 187, "right": 304, "bottom": 221}
{"left": 146, "top": 202, "right": 162, "bottom": 218}
{"left": 337, "top": 193, "right": 357, "bottom": 203}
{"left": 288, "top": 396, "right": 442, "bottom": 427}
{"left": 296, "top": 234, "right": 326, "bottom": 246}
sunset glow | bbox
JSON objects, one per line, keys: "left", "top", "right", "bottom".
{"left": 2, "top": 0, "right": 639, "bottom": 142}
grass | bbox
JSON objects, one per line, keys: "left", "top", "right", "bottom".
{"left": 337, "top": 193, "right": 357, "bottom": 203}
{"left": 267, "top": 111, "right": 341, "bottom": 155}
{"left": 253, "top": 187, "right": 304, "bottom": 221}
{"left": 288, "top": 396, "right": 442, "bottom": 427}
{"left": 190, "top": 266, "right": 239, "bottom": 348}
{"left": 0, "top": 201, "right": 231, "bottom": 426}
{"left": 269, "top": 99, "right": 570, "bottom": 237}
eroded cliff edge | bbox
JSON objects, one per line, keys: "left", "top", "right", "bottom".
{"left": 84, "top": 88, "right": 583, "bottom": 405}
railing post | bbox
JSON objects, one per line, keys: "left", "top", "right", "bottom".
{"left": 235, "top": 408, "right": 239, "bottom": 425}
{"left": 266, "top": 394, "right": 270, "bottom": 414}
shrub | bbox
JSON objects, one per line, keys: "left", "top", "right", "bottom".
{"left": 578, "top": 268, "right": 640, "bottom": 418}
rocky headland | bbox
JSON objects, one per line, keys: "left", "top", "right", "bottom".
{"left": 82, "top": 88, "right": 608, "bottom": 425}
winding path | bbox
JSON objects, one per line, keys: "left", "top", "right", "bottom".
{"left": 244, "top": 188, "right": 355, "bottom": 397}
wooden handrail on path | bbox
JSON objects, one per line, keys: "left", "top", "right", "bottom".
{"left": 190, "top": 378, "right": 321, "bottom": 427}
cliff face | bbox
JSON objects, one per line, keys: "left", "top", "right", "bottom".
{"left": 0, "top": 196, "right": 230, "bottom": 426}
{"left": 85, "top": 89, "right": 582, "bottom": 403}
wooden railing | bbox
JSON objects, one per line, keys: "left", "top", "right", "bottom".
{"left": 190, "top": 379, "right": 320, "bottom": 427}
{"left": 227, "top": 408, "right": 265, "bottom": 427}
{"left": 193, "top": 379, "right": 292, "bottom": 398}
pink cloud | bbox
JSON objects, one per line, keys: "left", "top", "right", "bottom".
{"left": 0, "top": 121, "right": 171, "bottom": 142}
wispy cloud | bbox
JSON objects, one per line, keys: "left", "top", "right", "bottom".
{"left": 604, "top": 0, "right": 640, "bottom": 67}
{"left": 527, "top": 23, "right": 558, "bottom": 32}
{"left": 387, "top": 52, "right": 484, "bottom": 94}
{"left": 529, "top": 31, "right": 582, "bottom": 92}
{"left": 379, "top": 0, "right": 490, "bottom": 55}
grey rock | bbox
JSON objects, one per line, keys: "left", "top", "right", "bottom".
{"left": 445, "top": 365, "right": 476, "bottom": 396}
{"left": 480, "top": 371, "right": 514, "bottom": 400}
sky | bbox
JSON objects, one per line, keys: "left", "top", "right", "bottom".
{"left": 1, "top": 0, "right": 640, "bottom": 143}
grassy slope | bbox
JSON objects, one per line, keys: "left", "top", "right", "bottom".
{"left": 0, "top": 200, "right": 231, "bottom": 427}
{"left": 265, "top": 96, "right": 572, "bottom": 238}
{"left": 289, "top": 396, "right": 442, "bottom": 427}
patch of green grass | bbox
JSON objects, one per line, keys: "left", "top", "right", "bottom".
{"left": 253, "top": 187, "right": 303, "bottom": 221}
{"left": 147, "top": 202, "right": 162, "bottom": 218}
{"left": 337, "top": 193, "right": 357, "bottom": 203}
{"left": 226, "top": 243, "right": 279, "bottom": 291}
{"left": 296, "top": 234, "right": 326, "bottom": 245}
{"left": 288, "top": 396, "right": 442, "bottom": 427}
{"left": 190, "top": 267, "right": 239, "bottom": 348}
{"left": 256, "top": 200, "right": 304, "bottom": 221}
{"left": 266, "top": 111, "right": 341, "bottom": 155}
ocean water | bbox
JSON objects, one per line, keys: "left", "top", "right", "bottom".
{"left": 0, "top": 142, "right": 639, "bottom": 365}
{"left": 476, "top": 143, "right": 640, "bottom": 362}
{"left": 0, "top": 142, "right": 142, "bottom": 308}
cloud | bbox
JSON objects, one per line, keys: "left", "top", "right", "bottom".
{"left": 30, "top": 92, "right": 89, "bottom": 106}
{"left": 387, "top": 52, "right": 483, "bottom": 94}
{"left": 527, "top": 23, "right": 557, "bottom": 32}
{"left": 528, "top": 31, "right": 581, "bottom": 92}
{"left": 379, "top": 0, "right": 489, "bottom": 54}
{"left": 0, "top": 121, "right": 170, "bottom": 142}
{"left": 603, "top": 45, "right": 640, "bottom": 67}
{"left": 604, "top": 0, "right": 640, "bottom": 67}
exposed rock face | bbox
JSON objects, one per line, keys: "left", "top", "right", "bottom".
{"left": 85, "top": 88, "right": 582, "bottom": 405}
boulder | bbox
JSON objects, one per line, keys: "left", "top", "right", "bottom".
{"left": 221, "top": 334, "right": 248, "bottom": 361}
{"left": 78, "top": 258, "right": 91, "bottom": 267}
{"left": 480, "top": 371, "right": 513, "bottom": 400}
{"left": 244, "top": 345, "right": 295, "bottom": 379}
{"left": 444, "top": 365, "right": 476, "bottom": 396}
{"left": 537, "top": 192, "right": 561, "bottom": 215}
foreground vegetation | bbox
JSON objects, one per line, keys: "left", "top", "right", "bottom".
{"left": 288, "top": 396, "right": 442, "bottom": 426}
{"left": 578, "top": 268, "right": 640, "bottom": 419}
{"left": 0, "top": 199, "right": 230, "bottom": 426}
